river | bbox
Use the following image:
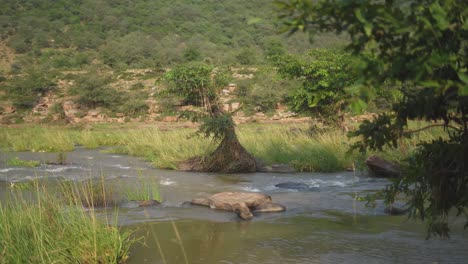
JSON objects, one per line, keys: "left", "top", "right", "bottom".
{"left": 1, "top": 148, "right": 467, "bottom": 264}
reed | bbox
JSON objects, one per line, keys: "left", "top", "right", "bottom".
{"left": 6, "top": 156, "right": 41, "bottom": 167}
{"left": 124, "top": 173, "right": 162, "bottom": 202}
{"left": 0, "top": 180, "right": 135, "bottom": 263}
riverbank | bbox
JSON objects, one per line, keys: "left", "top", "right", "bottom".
{"left": 0, "top": 122, "right": 445, "bottom": 172}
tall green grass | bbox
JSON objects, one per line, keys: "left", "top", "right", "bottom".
{"left": 0, "top": 181, "right": 135, "bottom": 263}
{"left": 0, "top": 126, "right": 75, "bottom": 152}
{"left": 124, "top": 173, "right": 161, "bottom": 202}
{"left": 0, "top": 122, "right": 446, "bottom": 172}
{"left": 6, "top": 156, "right": 41, "bottom": 167}
{"left": 238, "top": 125, "right": 353, "bottom": 172}
{"left": 112, "top": 128, "right": 212, "bottom": 169}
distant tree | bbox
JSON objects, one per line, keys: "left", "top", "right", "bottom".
{"left": 1, "top": 68, "right": 56, "bottom": 110}
{"left": 165, "top": 63, "right": 257, "bottom": 172}
{"left": 273, "top": 49, "right": 357, "bottom": 126}
{"left": 236, "top": 48, "right": 257, "bottom": 65}
{"left": 263, "top": 39, "right": 286, "bottom": 59}
{"left": 69, "top": 70, "right": 121, "bottom": 109}
{"left": 183, "top": 47, "right": 201, "bottom": 62}
{"left": 277, "top": 0, "right": 467, "bottom": 237}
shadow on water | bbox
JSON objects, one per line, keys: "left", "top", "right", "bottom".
{"left": 1, "top": 148, "right": 468, "bottom": 264}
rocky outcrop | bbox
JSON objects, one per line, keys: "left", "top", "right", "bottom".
{"left": 366, "top": 155, "right": 401, "bottom": 178}
{"left": 191, "top": 192, "right": 286, "bottom": 220}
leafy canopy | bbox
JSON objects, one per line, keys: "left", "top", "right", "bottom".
{"left": 273, "top": 49, "right": 357, "bottom": 122}
{"left": 165, "top": 63, "right": 232, "bottom": 141}
{"left": 277, "top": 0, "right": 467, "bottom": 237}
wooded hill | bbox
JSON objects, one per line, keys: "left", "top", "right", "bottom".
{"left": 0, "top": 0, "right": 349, "bottom": 124}
{"left": 0, "top": 0, "right": 345, "bottom": 70}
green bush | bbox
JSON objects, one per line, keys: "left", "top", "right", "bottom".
{"left": 1, "top": 68, "right": 56, "bottom": 111}
{"left": 235, "top": 69, "right": 296, "bottom": 115}
{"left": 70, "top": 71, "right": 121, "bottom": 109}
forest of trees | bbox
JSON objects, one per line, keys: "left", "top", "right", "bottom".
{"left": 0, "top": 0, "right": 347, "bottom": 70}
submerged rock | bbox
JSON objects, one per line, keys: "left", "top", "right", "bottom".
{"left": 275, "top": 182, "right": 310, "bottom": 190}
{"left": 366, "top": 155, "right": 401, "bottom": 178}
{"left": 384, "top": 205, "right": 408, "bottom": 216}
{"left": 137, "top": 200, "right": 161, "bottom": 207}
{"left": 257, "top": 164, "right": 295, "bottom": 173}
{"left": 191, "top": 192, "right": 286, "bottom": 220}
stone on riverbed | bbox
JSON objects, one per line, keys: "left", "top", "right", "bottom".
{"left": 384, "top": 205, "right": 408, "bottom": 216}
{"left": 275, "top": 182, "right": 315, "bottom": 191}
{"left": 137, "top": 200, "right": 161, "bottom": 207}
{"left": 191, "top": 192, "right": 286, "bottom": 220}
{"left": 366, "top": 155, "right": 401, "bottom": 178}
{"left": 257, "top": 164, "right": 295, "bottom": 173}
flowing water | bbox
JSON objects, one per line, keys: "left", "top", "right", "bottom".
{"left": 1, "top": 148, "right": 467, "bottom": 264}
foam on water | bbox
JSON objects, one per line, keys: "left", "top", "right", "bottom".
{"left": 44, "top": 166, "right": 83, "bottom": 172}
{"left": 240, "top": 186, "right": 261, "bottom": 192}
{"left": 160, "top": 178, "right": 176, "bottom": 186}
{"left": 0, "top": 168, "right": 22, "bottom": 173}
{"left": 111, "top": 164, "right": 132, "bottom": 170}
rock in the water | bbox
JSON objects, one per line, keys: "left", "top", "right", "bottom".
{"left": 384, "top": 205, "right": 408, "bottom": 215}
{"left": 258, "top": 164, "right": 295, "bottom": 173}
{"left": 275, "top": 182, "right": 310, "bottom": 190}
{"left": 366, "top": 155, "right": 401, "bottom": 178}
{"left": 190, "top": 192, "right": 286, "bottom": 220}
{"left": 232, "top": 202, "right": 254, "bottom": 220}
{"left": 252, "top": 202, "right": 286, "bottom": 213}
{"left": 138, "top": 200, "right": 161, "bottom": 207}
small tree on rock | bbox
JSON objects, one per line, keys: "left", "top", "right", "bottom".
{"left": 165, "top": 63, "right": 257, "bottom": 173}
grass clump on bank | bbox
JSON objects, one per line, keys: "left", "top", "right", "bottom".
{"left": 0, "top": 181, "right": 135, "bottom": 263}
{"left": 6, "top": 156, "right": 41, "bottom": 167}
{"left": 61, "top": 177, "right": 118, "bottom": 208}
{"left": 124, "top": 173, "right": 161, "bottom": 202}
{"left": 0, "top": 126, "right": 75, "bottom": 152}
{"left": 238, "top": 125, "right": 353, "bottom": 172}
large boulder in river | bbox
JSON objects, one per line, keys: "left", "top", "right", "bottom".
{"left": 366, "top": 155, "right": 401, "bottom": 178}
{"left": 191, "top": 192, "right": 286, "bottom": 220}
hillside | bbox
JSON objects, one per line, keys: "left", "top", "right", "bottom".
{"left": 0, "top": 0, "right": 346, "bottom": 69}
{"left": 0, "top": 0, "right": 348, "bottom": 125}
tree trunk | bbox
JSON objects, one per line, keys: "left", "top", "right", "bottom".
{"left": 202, "top": 124, "right": 257, "bottom": 173}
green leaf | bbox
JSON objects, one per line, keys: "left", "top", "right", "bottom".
{"left": 429, "top": 2, "right": 449, "bottom": 29}
{"left": 419, "top": 80, "right": 440, "bottom": 89}
{"left": 459, "top": 85, "right": 468, "bottom": 96}
{"left": 458, "top": 72, "right": 468, "bottom": 85}
{"left": 355, "top": 9, "right": 372, "bottom": 36}
{"left": 363, "top": 23, "right": 372, "bottom": 36}
{"left": 355, "top": 9, "right": 365, "bottom": 23}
